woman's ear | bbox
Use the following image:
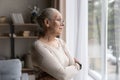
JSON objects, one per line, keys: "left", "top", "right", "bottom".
{"left": 44, "top": 18, "right": 50, "bottom": 27}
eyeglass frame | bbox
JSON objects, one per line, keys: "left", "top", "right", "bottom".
{"left": 48, "top": 18, "right": 64, "bottom": 24}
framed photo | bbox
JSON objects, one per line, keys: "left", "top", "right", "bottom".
{"left": 11, "top": 13, "right": 24, "bottom": 24}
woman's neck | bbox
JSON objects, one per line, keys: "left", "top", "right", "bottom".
{"left": 39, "top": 34, "right": 59, "bottom": 48}
{"left": 40, "top": 34, "right": 56, "bottom": 42}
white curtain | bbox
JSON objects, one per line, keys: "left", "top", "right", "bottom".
{"left": 66, "top": 0, "right": 88, "bottom": 80}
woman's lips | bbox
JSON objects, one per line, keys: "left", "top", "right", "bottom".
{"left": 59, "top": 26, "right": 64, "bottom": 29}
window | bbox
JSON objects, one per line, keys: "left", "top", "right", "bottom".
{"left": 89, "top": 0, "right": 120, "bottom": 80}
{"left": 88, "top": 0, "right": 102, "bottom": 76}
{"left": 107, "top": 0, "right": 120, "bottom": 80}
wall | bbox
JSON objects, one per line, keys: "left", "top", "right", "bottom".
{"left": 0, "top": 0, "right": 51, "bottom": 23}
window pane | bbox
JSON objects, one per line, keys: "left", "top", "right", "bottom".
{"left": 88, "top": 0, "right": 102, "bottom": 75}
{"left": 89, "top": 0, "right": 120, "bottom": 80}
{"left": 107, "top": 0, "right": 120, "bottom": 80}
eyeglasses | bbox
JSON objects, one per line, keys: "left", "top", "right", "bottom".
{"left": 55, "top": 19, "right": 64, "bottom": 23}
{"left": 49, "top": 18, "right": 64, "bottom": 24}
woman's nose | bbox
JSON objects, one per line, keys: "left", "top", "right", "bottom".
{"left": 60, "top": 21, "right": 64, "bottom": 26}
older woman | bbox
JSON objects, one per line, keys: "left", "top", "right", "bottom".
{"left": 31, "top": 8, "right": 82, "bottom": 80}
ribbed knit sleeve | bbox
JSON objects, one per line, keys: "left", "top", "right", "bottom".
{"left": 31, "top": 40, "right": 80, "bottom": 80}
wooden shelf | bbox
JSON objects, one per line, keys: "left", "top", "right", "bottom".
{"left": 0, "top": 36, "right": 10, "bottom": 39}
{"left": 14, "top": 36, "right": 37, "bottom": 39}
{"left": 13, "top": 23, "right": 38, "bottom": 27}
{"left": 0, "top": 24, "right": 10, "bottom": 27}
{"left": 22, "top": 68, "right": 35, "bottom": 74}
{"left": 22, "top": 68, "right": 34, "bottom": 71}
{"left": 14, "top": 23, "right": 38, "bottom": 32}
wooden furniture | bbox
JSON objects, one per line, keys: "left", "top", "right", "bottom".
{"left": 22, "top": 68, "right": 35, "bottom": 74}
{"left": 22, "top": 68, "right": 36, "bottom": 80}
{"left": 12, "top": 23, "right": 38, "bottom": 58}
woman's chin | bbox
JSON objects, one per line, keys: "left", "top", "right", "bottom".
{"left": 58, "top": 32, "right": 62, "bottom": 35}
{"left": 55, "top": 33, "right": 61, "bottom": 37}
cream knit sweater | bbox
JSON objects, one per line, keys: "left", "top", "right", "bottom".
{"left": 31, "top": 38, "right": 80, "bottom": 80}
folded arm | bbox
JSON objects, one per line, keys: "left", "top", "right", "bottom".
{"left": 33, "top": 41, "right": 80, "bottom": 80}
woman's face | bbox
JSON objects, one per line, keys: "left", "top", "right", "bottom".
{"left": 47, "top": 11, "right": 64, "bottom": 36}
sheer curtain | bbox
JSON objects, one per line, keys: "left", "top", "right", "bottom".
{"left": 66, "top": 0, "right": 88, "bottom": 80}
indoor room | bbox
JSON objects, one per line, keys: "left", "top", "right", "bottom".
{"left": 0, "top": 0, "right": 119, "bottom": 80}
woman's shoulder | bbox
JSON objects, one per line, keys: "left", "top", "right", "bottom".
{"left": 34, "top": 39, "right": 40, "bottom": 44}
{"left": 34, "top": 40, "right": 44, "bottom": 47}
{"left": 34, "top": 40, "right": 40, "bottom": 45}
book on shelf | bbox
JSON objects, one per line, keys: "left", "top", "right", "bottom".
{"left": 11, "top": 13, "right": 24, "bottom": 24}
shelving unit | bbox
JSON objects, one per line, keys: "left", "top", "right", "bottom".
{"left": 12, "top": 23, "right": 39, "bottom": 58}
{"left": 0, "top": 23, "right": 38, "bottom": 58}
{"left": 0, "top": 0, "right": 52, "bottom": 80}
{"left": 13, "top": 23, "right": 38, "bottom": 37}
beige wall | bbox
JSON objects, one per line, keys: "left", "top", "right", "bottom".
{"left": 0, "top": 0, "right": 51, "bottom": 23}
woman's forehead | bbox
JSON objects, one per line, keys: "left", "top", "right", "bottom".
{"left": 53, "top": 11, "right": 62, "bottom": 19}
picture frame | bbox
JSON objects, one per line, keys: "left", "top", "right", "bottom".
{"left": 11, "top": 13, "right": 24, "bottom": 24}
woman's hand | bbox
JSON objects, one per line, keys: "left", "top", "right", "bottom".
{"left": 74, "top": 58, "right": 80, "bottom": 63}
{"left": 74, "top": 58, "right": 82, "bottom": 69}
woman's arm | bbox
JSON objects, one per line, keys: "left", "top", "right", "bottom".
{"left": 59, "top": 39, "right": 82, "bottom": 70}
{"left": 33, "top": 41, "right": 80, "bottom": 80}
